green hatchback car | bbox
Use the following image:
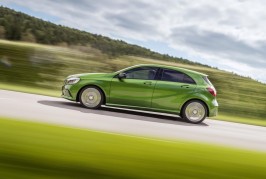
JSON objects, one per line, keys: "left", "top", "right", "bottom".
{"left": 62, "top": 64, "right": 218, "bottom": 123}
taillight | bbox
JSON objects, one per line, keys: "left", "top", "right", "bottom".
{"left": 207, "top": 87, "right": 217, "bottom": 97}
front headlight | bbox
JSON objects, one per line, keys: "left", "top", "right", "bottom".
{"left": 66, "top": 77, "right": 80, "bottom": 85}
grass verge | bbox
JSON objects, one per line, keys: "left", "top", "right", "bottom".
{"left": 212, "top": 114, "right": 266, "bottom": 127}
{"left": 0, "top": 117, "right": 266, "bottom": 179}
{"left": 0, "top": 83, "right": 60, "bottom": 97}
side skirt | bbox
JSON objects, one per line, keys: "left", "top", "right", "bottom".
{"left": 104, "top": 103, "right": 181, "bottom": 117}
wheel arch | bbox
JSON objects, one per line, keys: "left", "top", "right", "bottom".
{"left": 180, "top": 98, "right": 209, "bottom": 117}
{"left": 76, "top": 84, "right": 106, "bottom": 104}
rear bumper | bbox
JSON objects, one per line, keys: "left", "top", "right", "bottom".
{"left": 209, "top": 106, "right": 218, "bottom": 117}
{"left": 208, "top": 99, "right": 218, "bottom": 117}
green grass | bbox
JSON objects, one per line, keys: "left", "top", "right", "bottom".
{"left": 0, "top": 82, "right": 59, "bottom": 97}
{"left": 212, "top": 114, "right": 266, "bottom": 127}
{"left": 0, "top": 39, "right": 266, "bottom": 124}
{"left": 0, "top": 117, "right": 266, "bottom": 179}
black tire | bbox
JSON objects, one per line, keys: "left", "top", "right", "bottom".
{"left": 181, "top": 100, "right": 207, "bottom": 124}
{"left": 79, "top": 86, "right": 104, "bottom": 109}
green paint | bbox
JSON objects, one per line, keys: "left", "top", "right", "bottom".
{"left": 62, "top": 64, "right": 218, "bottom": 123}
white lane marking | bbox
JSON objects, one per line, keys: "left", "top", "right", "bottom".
{"left": 0, "top": 97, "right": 17, "bottom": 101}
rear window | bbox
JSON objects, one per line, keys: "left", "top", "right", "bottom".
{"left": 161, "top": 69, "right": 196, "bottom": 84}
{"left": 203, "top": 76, "right": 213, "bottom": 86}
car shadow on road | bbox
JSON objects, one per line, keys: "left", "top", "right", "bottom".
{"left": 38, "top": 100, "right": 209, "bottom": 127}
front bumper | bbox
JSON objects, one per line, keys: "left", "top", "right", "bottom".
{"left": 61, "top": 84, "right": 76, "bottom": 101}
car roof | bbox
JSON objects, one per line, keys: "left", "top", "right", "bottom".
{"left": 132, "top": 64, "right": 207, "bottom": 76}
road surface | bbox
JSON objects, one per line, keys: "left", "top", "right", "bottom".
{"left": 0, "top": 90, "right": 266, "bottom": 151}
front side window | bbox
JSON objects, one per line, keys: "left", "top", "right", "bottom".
{"left": 161, "top": 69, "right": 196, "bottom": 84}
{"left": 124, "top": 67, "right": 158, "bottom": 80}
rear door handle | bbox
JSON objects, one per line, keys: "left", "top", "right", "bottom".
{"left": 144, "top": 81, "right": 152, "bottom": 85}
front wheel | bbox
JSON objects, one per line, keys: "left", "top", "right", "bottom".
{"left": 182, "top": 100, "right": 207, "bottom": 124}
{"left": 79, "top": 86, "right": 103, "bottom": 109}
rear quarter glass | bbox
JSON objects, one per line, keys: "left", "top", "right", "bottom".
{"left": 203, "top": 76, "right": 213, "bottom": 86}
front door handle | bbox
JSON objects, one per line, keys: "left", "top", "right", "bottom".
{"left": 144, "top": 81, "right": 152, "bottom": 85}
{"left": 181, "top": 85, "right": 190, "bottom": 88}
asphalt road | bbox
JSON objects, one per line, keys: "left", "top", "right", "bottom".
{"left": 0, "top": 90, "right": 266, "bottom": 151}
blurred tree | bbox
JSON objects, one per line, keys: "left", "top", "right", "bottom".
{"left": 21, "top": 30, "right": 36, "bottom": 43}
{"left": 5, "top": 14, "right": 22, "bottom": 40}
{"left": 0, "top": 25, "right": 5, "bottom": 38}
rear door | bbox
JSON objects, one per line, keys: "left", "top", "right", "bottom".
{"left": 152, "top": 68, "right": 197, "bottom": 112}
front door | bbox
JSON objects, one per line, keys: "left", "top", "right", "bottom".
{"left": 109, "top": 66, "right": 159, "bottom": 108}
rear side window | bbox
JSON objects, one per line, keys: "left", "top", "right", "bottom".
{"left": 203, "top": 76, "right": 213, "bottom": 86}
{"left": 161, "top": 69, "right": 196, "bottom": 84}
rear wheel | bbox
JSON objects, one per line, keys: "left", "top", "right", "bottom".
{"left": 79, "top": 86, "right": 103, "bottom": 109}
{"left": 182, "top": 100, "right": 207, "bottom": 124}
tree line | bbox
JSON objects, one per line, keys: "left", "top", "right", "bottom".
{"left": 0, "top": 6, "right": 207, "bottom": 66}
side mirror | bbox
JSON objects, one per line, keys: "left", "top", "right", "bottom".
{"left": 118, "top": 72, "right": 126, "bottom": 79}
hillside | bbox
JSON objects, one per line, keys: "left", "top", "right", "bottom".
{"left": 0, "top": 6, "right": 201, "bottom": 66}
{"left": 0, "top": 7, "right": 265, "bottom": 125}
